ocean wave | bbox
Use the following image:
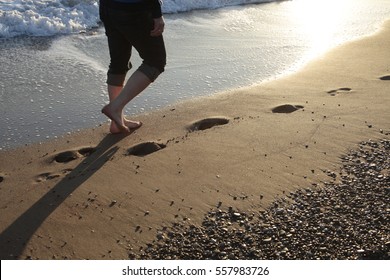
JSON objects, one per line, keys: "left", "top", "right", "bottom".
{"left": 0, "top": 0, "right": 280, "bottom": 37}
{"left": 163, "top": 0, "right": 280, "bottom": 13}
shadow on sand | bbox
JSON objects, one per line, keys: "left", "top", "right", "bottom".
{"left": 0, "top": 133, "right": 129, "bottom": 259}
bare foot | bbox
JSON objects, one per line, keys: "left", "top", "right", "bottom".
{"left": 101, "top": 104, "right": 130, "bottom": 133}
{"left": 110, "top": 118, "right": 142, "bottom": 134}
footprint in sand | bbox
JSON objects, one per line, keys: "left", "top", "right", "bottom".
{"left": 127, "top": 142, "right": 166, "bottom": 157}
{"left": 35, "top": 169, "right": 73, "bottom": 183}
{"left": 36, "top": 172, "right": 61, "bottom": 183}
{"left": 379, "top": 75, "right": 390, "bottom": 81}
{"left": 187, "top": 117, "right": 230, "bottom": 132}
{"left": 54, "top": 146, "right": 96, "bottom": 163}
{"left": 0, "top": 175, "right": 4, "bottom": 183}
{"left": 271, "top": 104, "right": 304, "bottom": 114}
{"left": 327, "top": 87, "right": 352, "bottom": 96}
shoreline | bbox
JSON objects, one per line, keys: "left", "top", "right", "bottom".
{"left": 2, "top": 0, "right": 390, "bottom": 151}
{"left": 0, "top": 19, "right": 389, "bottom": 260}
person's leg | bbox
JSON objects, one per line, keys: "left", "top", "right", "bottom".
{"left": 107, "top": 84, "right": 144, "bottom": 133}
{"left": 107, "top": 85, "right": 122, "bottom": 133}
{"left": 102, "top": 70, "right": 151, "bottom": 132}
{"left": 103, "top": 11, "right": 135, "bottom": 133}
{"left": 102, "top": 10, "right": 166, "bottom": 133}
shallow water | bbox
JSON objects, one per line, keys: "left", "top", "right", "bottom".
{"left": 1, "top": 0, "right": 389, "bottom": 150}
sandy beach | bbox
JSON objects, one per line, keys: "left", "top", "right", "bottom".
{"left": 0, "top": 16, "right": 389, "bottom": 260}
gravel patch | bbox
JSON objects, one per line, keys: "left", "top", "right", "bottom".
{"left": 131, "top": 138, "right": 389, "bottom": 260}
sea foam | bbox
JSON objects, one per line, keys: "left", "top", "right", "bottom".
{"left": 0, "top": 0, "right": 278, "bottom": 37}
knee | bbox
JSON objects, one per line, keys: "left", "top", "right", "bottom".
{"left": 138, "top": 62, "right": 165, "bottom": 82}
{"left": 106, "top": 73, "right": 127, "bottom": 86}
{"left": 106, "top": 62, "right": 132, "bottom": 86}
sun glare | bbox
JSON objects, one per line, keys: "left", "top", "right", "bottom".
{"left": 291, "top": 0, "right": 350, "bottom": 56}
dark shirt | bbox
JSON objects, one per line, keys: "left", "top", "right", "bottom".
{"left": 101, "top": 0, "right": 163, "bottom": 18}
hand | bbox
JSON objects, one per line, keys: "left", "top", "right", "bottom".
{"left": 150, "top": 16, "right": 165, "bottom": 37}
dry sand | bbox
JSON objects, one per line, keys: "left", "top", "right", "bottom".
{"left": 0, "top": 19, "right": 389, "bottom": 260}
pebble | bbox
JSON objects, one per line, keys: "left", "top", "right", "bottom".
{"left": 233, "top": 213, "right": 241, "bottom": 218}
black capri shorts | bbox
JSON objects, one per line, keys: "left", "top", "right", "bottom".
{"left": 100, "top": 6, "right": 166, "bottom": 86}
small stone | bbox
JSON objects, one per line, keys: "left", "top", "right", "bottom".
{"left": 275, "top": 208, "right": 284, "bottom": 215}
{"left": 233, "top": 212, "right": 241, "bottom": 218}
{"left": 156, "top": 232, "right": 164, "bottom": 240}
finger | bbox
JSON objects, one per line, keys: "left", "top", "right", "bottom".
{"left": 150, "top": 17, "right": 164, "bottom": 36}
{"left": 150, "top": 27, "right": 164, "bottom": 36}
{"left": 150, "top": 29, "right": 161, "bottom": 36}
